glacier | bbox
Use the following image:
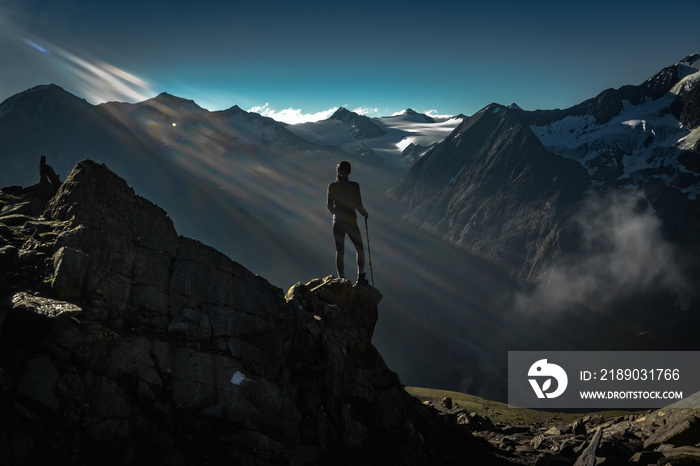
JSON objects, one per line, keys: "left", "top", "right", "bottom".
{"left": 531, "top": 93, "right": 697, "bottom": 198}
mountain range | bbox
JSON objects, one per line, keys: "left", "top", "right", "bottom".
{"left": 1, "top": 54, "right": 699, "bottom": 398}
{"left": 392, "top": 53, "right": 699, "bottom": 302}
{"left": 287, "top": 107, "right": 462, "bottom": 166}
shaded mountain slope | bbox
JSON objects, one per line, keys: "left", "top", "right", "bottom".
{"left": 391, "top": 103, "right": 590, "bottom": 282}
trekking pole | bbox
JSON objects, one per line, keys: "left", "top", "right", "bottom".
{"left": 364, "top": 217, "right": 375, "bottom": 286}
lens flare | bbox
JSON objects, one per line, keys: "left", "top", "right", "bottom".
{"left": 22, "top": 38, "right": 49, "bottom": 54}
{"left": 19, "top": 33, "right": 154, "bottom": 104}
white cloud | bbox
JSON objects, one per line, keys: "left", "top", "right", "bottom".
{"left": 352, "top": 106, "right": 379, "bottom": 116}
{"left": 248, "top": 103, "right": 338, "bottom": 124}
{"left": 425, "top": 109, "right": 455, "bottom": 119}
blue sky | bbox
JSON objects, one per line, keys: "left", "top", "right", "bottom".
{"left": 1, "top": 0, "right": 699, "bottom": 122}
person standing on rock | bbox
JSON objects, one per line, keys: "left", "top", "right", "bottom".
{"left": 327, "top": 161, "right": 369, "bottom": 285}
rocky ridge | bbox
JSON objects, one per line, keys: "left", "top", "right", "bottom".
{"left": 0, "top": 160, "right": 500, "bottom": 465}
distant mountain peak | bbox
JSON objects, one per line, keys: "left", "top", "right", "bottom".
{"left": 134, "top": 92, "right": 206, "bottom": 118}
{"left": 154, "top": 91, "right": 188, "bottom": 101}
{"left": 9, "top": 83, "right": 79, "bottom": 101}
{"left": 329, "top": 107, "right": 355, "bottom": 121}
{"left": 327, "top": 107, "right": 386, "bottom": 138}
{"left": 477, "top": 103, "right": 509, "bottom": 117}
{"left": 641, "top": 52, "right": 700, "bottom": 98}
{"left": 28, "top": 83, "right": 64, "bottom": 93}
{"left": 221, "top": 104, "right": 245, "bottom": 117}
{"left": 143, "top": 92, "right": 201, "bottom": 108}
{"left": 0, "top": 83, "right": 92, "bottom": 117}
{"left": 389, "top": 108, "right": 435, "bottom": 123}
{"left": 680, "top": 53, "right": 700, "bottom": 68}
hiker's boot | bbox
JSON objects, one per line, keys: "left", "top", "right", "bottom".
{"left": 357, "top": 273, "right": 369, "bottom": 286}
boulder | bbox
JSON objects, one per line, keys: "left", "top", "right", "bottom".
{"left": 572, "top": 427, "right": 603, "bottom": 466}
{"left": 643, "top": 415, "right": 700, "bottom": 450}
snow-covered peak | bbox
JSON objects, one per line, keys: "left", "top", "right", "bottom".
{"left": 380, "top": 109, "right": 435, "bottom": 124}
{"left": 640, "top": 53, "right": 700, "bottom": 98}
{"left": 329, "top": 107, "right": 357, "bottom": 122}
{"left": 679, "top": 53, "right": 700, "bottom": 72}
{"left": 531, "top": 93, "right": 698, "bottom": 199}
{"left": 285, "top": 108, "right": 462, "bottom": 166}
{"left": 670, "top": 55, "right": 700, "bottom": 95}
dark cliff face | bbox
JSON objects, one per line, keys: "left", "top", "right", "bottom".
{"left": 390, "top": 104, "right": 590, "bottom": 282}
{"left": 0, "top": 161, "right": 499, "bottom": 465}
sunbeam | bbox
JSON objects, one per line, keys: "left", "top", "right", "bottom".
{"left": 13, "top": 29, "right": 155, "bottom": 104}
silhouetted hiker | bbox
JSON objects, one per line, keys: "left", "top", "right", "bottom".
{"left": 39, "top": 155, "right": 61, "bottom": 190}
{"left": 327, "top": 161, "right": 369, "bottom": 285}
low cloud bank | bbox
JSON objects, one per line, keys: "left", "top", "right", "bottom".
{"left": 515, "top": 190, "right": 689, "bottom": 314}
{"left": 248, "top": 103, "right": 338, "bottom": 124}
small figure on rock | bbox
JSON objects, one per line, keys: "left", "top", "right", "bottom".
{"left": 327, "top": 161, "right": 369, "bottom": 285}
{"left": 39, "top": 155, "right": 62, "bottom": 190}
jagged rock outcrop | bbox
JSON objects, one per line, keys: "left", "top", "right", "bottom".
{"left": 0, "top": 160, "right": 503, "bottom": 465}
{"left": 421, "top": 395, "right": 700, "bottom": 466}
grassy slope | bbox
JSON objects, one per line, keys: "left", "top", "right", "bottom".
{"left": 405, "top": 387, "right": 639, "bottom": 427}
